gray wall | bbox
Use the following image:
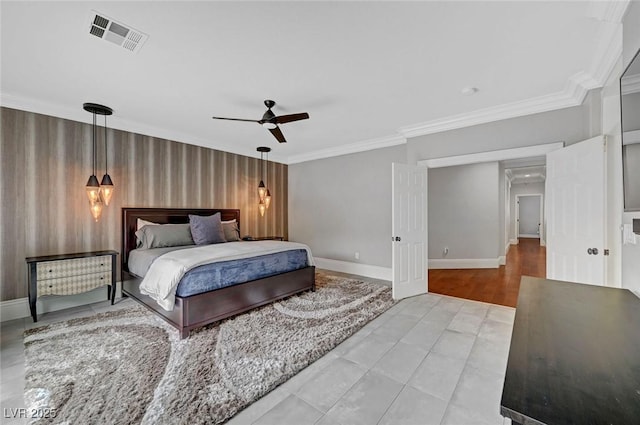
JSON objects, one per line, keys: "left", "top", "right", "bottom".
{"left": 623, "top": 143, "right": 640, "bottom": 209}
{"left": 498, "top": 162, "right": 506, "bottom": 257}
{"left": 290, "top": 103, "right": 593, "bottom": 271}
{"left": 517, "top": 196, "right": 541, "bottom": 236}
{"left": 509, "top": 182, "right": 545, "bottom": 241}
{"left": 621, "top": 91, "right": 640, "bottom": 132}
{"left": 583, "top": 88, "right": 603, "bottom": 138}
{"left": 428, "top": 162, "right": 499, "bottom": 260}
{"left": 407, "top": 105, "right": 589, "bottom": 163}
{"left": 409, "top": 105, "right": 589, "bottom": 266}
{"left": 288, "top": 145, "right": 406, "bottom": 268}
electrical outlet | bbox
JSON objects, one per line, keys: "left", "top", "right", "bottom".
{"left": 443, "top": 247, "right": 449, "bottom": 256}
{"left": 355, "top": 252, "right": 360, "bottom": 260}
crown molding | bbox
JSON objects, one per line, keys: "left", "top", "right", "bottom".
{"left": 622, "top": 74, "right": 640, "bottom": 95}
{"left": 589, "top": 22, "right": 624, "bottom": 87}
{"left": 505, "top": 169, "right": 514, "bottom": 182}
{"left": 623, "top": 129, "right": 640, "bottom": 146}
{"left": 286, "top": 133, "right": 406, "bottom": 164}
{"left": 0, "top": 92, "right": 288, "bottom": 164}
{"left": 588, "top": 0, "right": 631, "bottom": 23}
{"left": 398, "top": 86, "right": 583, "bottom": 139}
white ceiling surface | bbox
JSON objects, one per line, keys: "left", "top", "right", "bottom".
{"left": 0, "top": 1, "right": 625, "bottom": 164}
{"left": 503, "top": 156, "right": 546, "bottom": 184}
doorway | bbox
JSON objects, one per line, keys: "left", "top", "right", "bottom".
{"left": 418, "top": 143, "right": 559, "bottom": 306}
{"left": 515, "top": 194, "right": 543, "bottom": 242}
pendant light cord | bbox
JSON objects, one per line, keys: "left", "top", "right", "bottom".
{"left": 104, "top": 115, "right": 108, "bottom": 174}
{"left": 265, "top": 151, "right": 268, "bottom": 188}
{"left": 92, "top": 112, "right": 97, "bottom": 175}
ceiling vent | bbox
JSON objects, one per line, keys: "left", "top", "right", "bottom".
{"left": 88, "top": 10, "right": 148, "bottom": 54}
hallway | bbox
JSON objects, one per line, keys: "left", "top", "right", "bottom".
{"left": 428, "top": 238, "right": 546, "bottom": 307}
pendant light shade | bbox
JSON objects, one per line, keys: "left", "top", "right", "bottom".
{"left": 265, "top": 189, "right": 272, "bottom": 209}
{"left": 90, "top": 198, "right": 104, "bottom": 222}
{"left": 100, "top": 174, "right": 114, "bottom": 206}
{"left": 258, "top": 201, "right": 266, "bottom": 217}
{"left": 258, "top": 180, "right": 266, "bottom": 200}
{"left": 83, "top": 103, "right": 113, "bottom": 220}
{"left": 86, "top": 174, "right": 101, "bottom": 204}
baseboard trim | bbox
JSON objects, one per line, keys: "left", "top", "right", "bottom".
{"left": 498, "top": 256, "right": 507, "bottom": 266}
{"left": 519, "top": 234, "right": 540, "bottom": 238}
{"left": 314, "top": 258, "right": 392, "bottom": 281}
{"left": 510, "top": 239, "right": 519, "bottom": 245}
{"left": 1, "top": 283, "right": 122, "bottom": 322}
{"left": 428, "top": 258, "right": 500, "bottom": 269}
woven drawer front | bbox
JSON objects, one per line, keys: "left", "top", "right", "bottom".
{"left": 38, "top": 271, "right": 111, "bottom": 296}
{"left": 36, "top": 255, "right": 111, "bottom": 280}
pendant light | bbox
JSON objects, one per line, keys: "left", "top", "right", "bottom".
{"left": 257, "top": 146, "right": 271, "bottom": 216}
{"left": 100, "top": 113, "right": 114, "bottom": 206}
{"left": 83, "top": 103, "right": 113, "bottom": 222}
{"left": 264, "top": 148, "right": 272, "bottom": 210}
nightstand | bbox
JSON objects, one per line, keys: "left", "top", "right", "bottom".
{"left": 252, "top": 236, "right": 284, "bottom": 241}
{"left": 26, "top": 250, "right": 118, "bottom": 322}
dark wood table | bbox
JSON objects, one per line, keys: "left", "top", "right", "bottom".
{"left": 501, "top": 276, "right": 640, "bottom": 425}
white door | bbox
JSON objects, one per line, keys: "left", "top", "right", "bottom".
{"left": 546, "top": 136, "right": 606, "bottom": 285}
{"left": 517, "top": 195, "right": 541, "bottom": 238}
{"left": 392, "top": 163, "right": 428, "bottom": 300}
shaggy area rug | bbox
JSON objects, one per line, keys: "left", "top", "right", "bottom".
{"left": 23, "top": 272, "right": 393, "bottom": 424}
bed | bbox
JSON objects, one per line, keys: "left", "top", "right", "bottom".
{"left": 121, "top": 207, "right": 316, "bottom": 338}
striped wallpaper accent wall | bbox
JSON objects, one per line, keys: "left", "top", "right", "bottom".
{"left": 0, "top": 107, "right": 288, "bottom": 301}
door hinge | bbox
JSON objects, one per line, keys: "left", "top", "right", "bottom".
{"left": 604, "top": 249, "right": 609, "bottom": 256}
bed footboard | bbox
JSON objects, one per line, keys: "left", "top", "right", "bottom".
{"left": 122, "top": 267, "right": 315, "bottom": 338}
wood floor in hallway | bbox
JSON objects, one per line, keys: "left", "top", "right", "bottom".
{"left": 428, "top": 238, "right": 546, "bottom": 308}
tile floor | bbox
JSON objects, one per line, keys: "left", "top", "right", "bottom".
{"left": 1, "top": 272, "right": 515, "bottom": 425}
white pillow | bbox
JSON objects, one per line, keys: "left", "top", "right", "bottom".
{"left": 137, "top": 218, "right": 159, "bottom": 231}
{"left": 221, "top": 219, "right": 236, "bottom": 224}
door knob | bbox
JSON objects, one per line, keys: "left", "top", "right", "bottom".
{"left": 587, "top": 248, "right": 599, "bottom": 255}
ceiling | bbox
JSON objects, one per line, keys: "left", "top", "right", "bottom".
{"left": 0, "top": 1, "right": 628, "bottom": 164}
{"left": 503, "top": 157, "right": 546, "bottom": 185}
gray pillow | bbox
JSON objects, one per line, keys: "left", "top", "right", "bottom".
{"left": 135, "top": 223, "right": 194, "bottom": 249}
{"left": 189, "top": 213, "right": 226, "bottom": 245}
{"left": 222, "top": 220, "right": 240, "bottom": 242}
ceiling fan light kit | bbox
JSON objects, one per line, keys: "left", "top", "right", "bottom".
{"left": 262, "top": 122, "right": 277, "bottom": 130}
{"left": 212, "top": 99, "right": 309, "bottom": 144}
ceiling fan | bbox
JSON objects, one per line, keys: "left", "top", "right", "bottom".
{"left": 211, "top": 99, "right": 309, "bottom": 143}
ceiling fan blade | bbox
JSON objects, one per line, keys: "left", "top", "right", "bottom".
{"left": 273, "top": 112, "right": 309, "bottom": 125}
{"left": 211, "top": 116, "right": 260, "bottom": 123}
{"left": 269, "top": 126, "right": 287, "bottom": 143}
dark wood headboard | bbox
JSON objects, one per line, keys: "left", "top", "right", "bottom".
{"left": 121, "top": 208, "right": 240, "bottom": 273}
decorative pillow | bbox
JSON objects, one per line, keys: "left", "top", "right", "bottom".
{"left": 189, "top": 213, "right": 226, "bottom": 245}
{"left": 135, "top": 223, "right": 194, "bottom": 249}
{"left": 222, "top": 219, "right": 240, "bottom": 242}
